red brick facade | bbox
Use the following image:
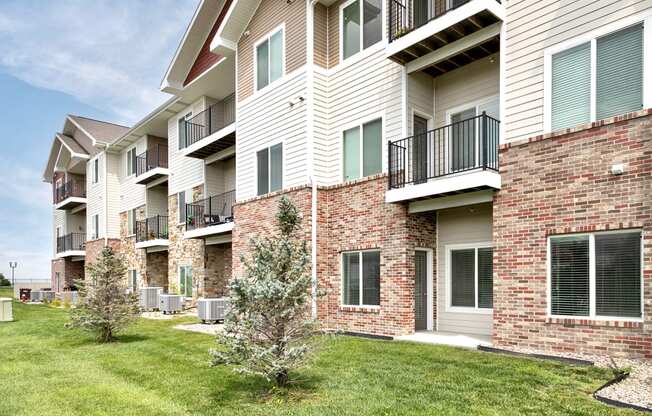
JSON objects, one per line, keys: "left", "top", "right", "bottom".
{"left": 51, "top": 258, "right": 84, "bottom": 291}
{"left": 493, "top": 111, "right": 652, "bottom": 358}
{"left": 85, "top": 238, "right": 121, "bottom": 278}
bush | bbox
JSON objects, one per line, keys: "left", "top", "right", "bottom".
{"left": 51, "top": 299, "right": 62, "bottom": 308}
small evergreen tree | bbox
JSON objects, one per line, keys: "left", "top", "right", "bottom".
{"left": 210, "top": 197, "right": 318, "bottom": 387}
{"left": 66, "top": 247, "right": 140, "bottom": 343}
{"left": 0, "top": 273, "right": 10, "bottom": 287}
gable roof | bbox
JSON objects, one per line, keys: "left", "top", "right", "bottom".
{"left": 66, "top": 115, "right": 130, "bottom": 145}
{"left": 161, "top": 0, "right": 233, "bottom": 94}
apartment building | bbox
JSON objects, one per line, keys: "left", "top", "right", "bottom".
{"left": 45, "top": 0, "right": 651, "bottom": 359}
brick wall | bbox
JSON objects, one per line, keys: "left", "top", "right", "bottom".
{"left": 51, "top": 258, "right": 85, "bottom": 292}
{"left": 204, "top": 243, "right": 232, "bottom": 297}
{"left": 85, "top": 238, "right": 121, "bottom": 278}
{"left": 493, "top": 110, "right": 652, "bottom": 358}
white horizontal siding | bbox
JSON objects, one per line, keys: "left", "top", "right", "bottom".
{"left": 118, "top": 136, "right": 147, "bottom": 212}
{"left": 86, "top": 153, "right": 105, "bottom": 240}
{"left": 168, "top": 98, "right": 207, "bottom": 196}
{"left": 53, "top": 209, "right": 65, "bottom": 256}
{"left": 313, "top": 49, "right": 403, "bottom": 186}
{"left": 437, "top": 204, "right": 493, "bottom": 336}
{"left": 205, "top": 156, "right": 236, "bottom": 198}
{"left": 407, "top": 71, "right": 434, "bottom": 134}
{"left": 105, "top": 153, "right": 121, "bottom": 239}
{"left": 236, "top": 69, "right": 308, "bottom": 200}
{"left": 146, "top": 186, "right": 168, "bottom": 217}
{"left": 504, "top": 0, "right": 652, "bottom": 141}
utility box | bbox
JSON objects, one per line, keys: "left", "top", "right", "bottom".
{"left": 139, "top": 287, "right": 162, "bottom": 311}
{"left": 0, "top": 298, "right": 13, "bottom": 322}
{"left": 197, "top": 298, "right": 230, "bottom": 323}
{"left": 160, "top": 294, "right": 184, "bottom": 314}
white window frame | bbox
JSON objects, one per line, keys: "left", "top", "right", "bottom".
{"left": 178, "top": 112, "right": 192, "bottom": 150}
{"left": 179, "top": 265, "right": 193, "bottom": 298}
{"left": 339, "top": 113, "right": 385, "bottom": 183}
{"left": 255, "top": 141, "right": 284, "bottom": 196}
{"left": 91, "top": 214, "right": 99, "bottom": 240}
{"left": 445, "top": 242, "right": 493, "bottom": 314}
{"left": 128, "top": 269, "right": 138, "bottom": 291}
{"left": 339, "top": 0, "right": 385, "bottom": 63}
{"left": 415, "top": 248, "right": 434, "bottom": 331}
{"left": 544, "top": 14, "right": 652, "bottom": 133}
{"left": 340, "top": 249, "right": 381, "bottom": 308}
{"left": 177, "top": 190, "right": 190, "bottom": 225}
{"left": 253, "top": 24, "right": 285, "bottom": 92}
{"left": 547, "top": 230, "right": 644, "bottom": 323}
{"left": 91, "top": 158, "right": 99, "bottom": 184}
{"left": 126, "top": 147, "right": 137, "bottom": 177}
{"left": 127, "top": 209, "right": 136, "bottom": 237}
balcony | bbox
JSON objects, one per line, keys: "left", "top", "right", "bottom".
{"left": 135, "top": 215, "right": 169, "bottom": 250}
{"left": 135, "top": 144, "right": 169, "bottom": 185}
{"left": 184, "top": 190, "right": 235, "bottom": 240}
{"left": 56, "top": 233, "right": 86, "bottom": 257}
{"left": 387, "top": 0, "right": 503, "bottom": 76}
{"left": 386, "top": 113, "right": 501, "bottom": 203}
{"left": 181, "top": 94, "right": 236, "bottom": 159}
{"left": 53, "top": 179, "right": 86, "bottom": 210}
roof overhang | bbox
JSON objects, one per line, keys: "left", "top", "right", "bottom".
{"left": 209, "top": 0, "right": 261, "bottom": 57}
{"left": 42, "top": 134, "right": 90, "bottom": 183}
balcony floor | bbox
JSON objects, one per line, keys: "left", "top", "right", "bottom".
{"left": 135, "top": 168, "right": 169, "bottom": 185}
{"left": 54, "top": 197, "right": 86, "bottom": 210}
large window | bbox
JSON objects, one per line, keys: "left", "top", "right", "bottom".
{"left": 255, "top": 27, "right": 284, "bottom": 91}
{"left": 549, "top": 23, "right": 644, "bottom": 131}
{"left": 448, "top": 245, "right": 493, "bottom": 310}
{"left": 549, "top": 231, "right": 642, "bottom": 319}
{"left": 92, "top": 158, "right": 99, "bottom": 184}
{"left": 178, "top": 112, "right": 192, "bottom": 150}
{"left": 128, "top": 269, "right": 138, "bottom": 292}
{"left": 126, "top": 147, "right": 137, "bottom": 176}
{"left": 342, "top": 251, "right": 380, "bottom": 306}
{"left": 343, "top": 118, "right": 382, "bottom": 181}
{"left": 127, "top": 208, "right": 136, "bottom": 236}
{"left": 341, "top": 0, "right": 382, "bottom": 60}
{"left": 179, "top": 266, "right": 193, "bottom": 298}
{"left": 257, "top": 143, "right": 283, "bottom": 196}
{"left": 91, "top": 214, "right": 99, "bottom": 239}
{"left": 178, "top": 190, "right": 187, "bottom": 224}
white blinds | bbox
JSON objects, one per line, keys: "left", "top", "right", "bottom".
{"left": 551, "top": 43, "right": 591, "bottom": 131}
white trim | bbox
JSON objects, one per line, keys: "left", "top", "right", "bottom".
{"left": 253, "top": 23, "right": 286, "bottom": 93}
{"left": 125, "top": 146, "right": 137, "bottom": 178}
{"left": 543, "top": 13, "right": 652, "bottom": 133}
{"left": 183, "top": 222, "right": 234, "bottom": 240}
{"left": 339, "top": 113, "right": 385, "bottom": 183}
{"left": 445, "top": 242, "right": 493, "bottom": 314}
{"left": 410, "top": 108, "right": 433, "bottom": 135}
{"left": 135, "top": 239, "right": 169, "bottom": 250}
{"left": 415, "top": 248, "right": 434, "bottom": 331}
{"left": 546, "top": 230, "right": 644, "bottom": 323}
{"left": 254, "top": 141, "right": 285, "bottom": 196}
{"left": 385, "top": 170, "right": 501, "bottom": 203}
{"left": 340, "top": 249, "right": 381, "bottom": 308}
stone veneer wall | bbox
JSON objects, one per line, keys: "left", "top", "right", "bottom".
{"left": 493, "top": 110, "right": 652, "bottom": 358}
{"left": 146, "top": 251, "right": 169, "bottom": 289}
{"left": 204, "top": 243, "right": 232, "bottom": 297}
{"left": 51, "top": 258, "right": 84, "bottom": 291}
{"left": 168, "top": 185, "right": 205, "bottom": 297}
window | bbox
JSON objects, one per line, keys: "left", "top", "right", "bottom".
{"left": 448, "top": 245, "right": 493, "bottom": 310}
{"left": 341, "top": 0, "right": 382, "bottom": 60}
{"left": 126, "top": 147, "right": 137, "bottom": 176}
{"left": 178, "top": 112, "right": 192, "bottom": 150}
{"left": 343, "top": 118, "right": 382, "bottom": 181}
{"left": 255, "top": 27, "right": 283, "bottom": 91}
{"left": 127, "top": 209, "right": 136, "bottom": 236}
{"left": 177, "top": 191, "right": 187, "bottom": 224}
{"left": 257, "top": 143, "right": 283, "bottom": 196}
{"left": 549, "top": 23, "right": 644, "bottom": 131}
{"left": 92, "top": 158, "right": 99, "bottom": 184}
{"left": 342, "top": 251, "right": 380, "bottom": 306}
{"left": 179, "top": 266, "right": 193, "bottom": 297}
{"left": 549, "top": 231, "right": 641, "bottom": 319}
{"left": 128, "top": 269, "right": 138, "bottom": 291}
{"left": 91, "top": 215, "right": 99, "bottom": 239}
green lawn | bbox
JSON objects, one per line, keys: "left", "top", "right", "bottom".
{"left": 0, "top": 289, "right": 638, "bottom": 416}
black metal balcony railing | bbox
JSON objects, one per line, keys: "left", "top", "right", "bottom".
{"left": 389, "top": 0, "right": 500, "bottom": 42}
{"left": 185, "top": 190, "right": 235, "bottom": 231}
{"left": 136, "top": 144, "right": 168, "bottom": 177}
{"left": 136, "top": 215, "right": 169, "bottom": 242}
{"left": 388, "top": 112, "right": 499, "bottom": 189}
{"left": 53, "top": 179, "right": 86, "bottom": 204}
{"left": 56, "top": 233, "right": 86, "bottom": 253}
{"left": 181, "top": 94, "right": 235, "bottom": 149}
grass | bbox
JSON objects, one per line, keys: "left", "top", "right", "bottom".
{"left": 0, "top": 289, "right": 639, "bottom": 416}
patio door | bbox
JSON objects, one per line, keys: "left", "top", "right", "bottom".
{"left": 450, "top": 108, "right": 477, "bottom": 172}
{"left": 413, "top": 0, "right": 429, "bottom": 27}
{"left": 414, "top": 250, "right": 428, "bottom": 331}
{"left": 413, "top": 115, "right": 429, "bottom": 184}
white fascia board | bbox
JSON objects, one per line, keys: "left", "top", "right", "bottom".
{"left": 183, "top": 222, "right": 234, "bottom": 240}
{"left": 385, "top": 0, "right": 504, "bottom": 59}
{"left": 55, "top": 250, "right": 86, "bottom": 259}
{"left": 135, "top": 239, "right": 169, "bottom": 250}
{"left": 385, "top": 170, "right": 501, "bottom": 203}
{"left": 54, "top": 197, "right": 87, "bottom": 211}
{"left": 181, "top": 123, "right": 236, "bottom": 158}
{"left": 408, "top": 190, "right": 494, "bottom": 213}
{"left": 210, "top": 36, "right": 237, "bottom": 56}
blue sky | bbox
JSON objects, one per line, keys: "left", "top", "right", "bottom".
{"left": 0, "top": 0, "right": 196, "bottom": 280}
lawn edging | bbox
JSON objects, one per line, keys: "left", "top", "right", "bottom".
{"left": 477, "top": 345, "right": 594, "bottom": 366}
{"left": 593, "top": 373, "right": 652, "bottom": 413}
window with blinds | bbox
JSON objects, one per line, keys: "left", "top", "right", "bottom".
{"left": 550, "top": 22, "right": 645, "bottom": 131}
{"left": 342, "top": 250, "right": 380, "bottom": 306}
{"left": 549, "top": 231, "right": 641, "bottom": 319}
{"left": 450, "top": 246, "right": 493, "bottom": 310}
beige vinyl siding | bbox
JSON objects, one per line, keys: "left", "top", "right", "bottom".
{"left": 86, "top": 153, "right": 105, "bottom": 240}
{"left": 237, "top": 0, "right": 307, "bottom": 102}
{"left": 105, "top": 153, "right": 121, "bottom": 238}
{"left": 53, "top": 209, "right": 65, "bottom": 256}
{"left": 313, "top": 48, "right": 403, "bottom": 186}
{"left": 504, "top": 0, "right": 652, "bottom": 141}
{"left": 434, "top": 54, "right": 500, "bottom": 127}
{"left": 236, "top": 69, "right": 308, "bottom": 200}
{"left": 437, "top": 203, "right": 493, "bottom": 336}
{"left": 167, "top": 98, "right": 207, "bottom": 196}
{"left": 407, "top": 72, "right": 434, "bottom": 135}
{"left": 118, "top": 136, "right": 147, "bottom": 212}
{"left": 146, "top": 186, "right": 168, "bottom": 217}
{"left": 205, "top": 155, "right": 236, "bottom": 197}
{"left": 66, "top": 210, "right": 86, "bottom": 235}
{"left": 314, "top": 3, "right": 328, "bottom": 68}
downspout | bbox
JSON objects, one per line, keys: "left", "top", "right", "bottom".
{"left": 307, "top": 0, "right": 318, "bottom": 319}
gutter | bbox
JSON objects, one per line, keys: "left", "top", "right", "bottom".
{"left": 307, "top": 0, "right": 318, "bottom": 319}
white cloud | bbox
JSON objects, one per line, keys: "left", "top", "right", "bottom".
{"left": 0, "top": 0, "right": 197, "bottom": 123}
